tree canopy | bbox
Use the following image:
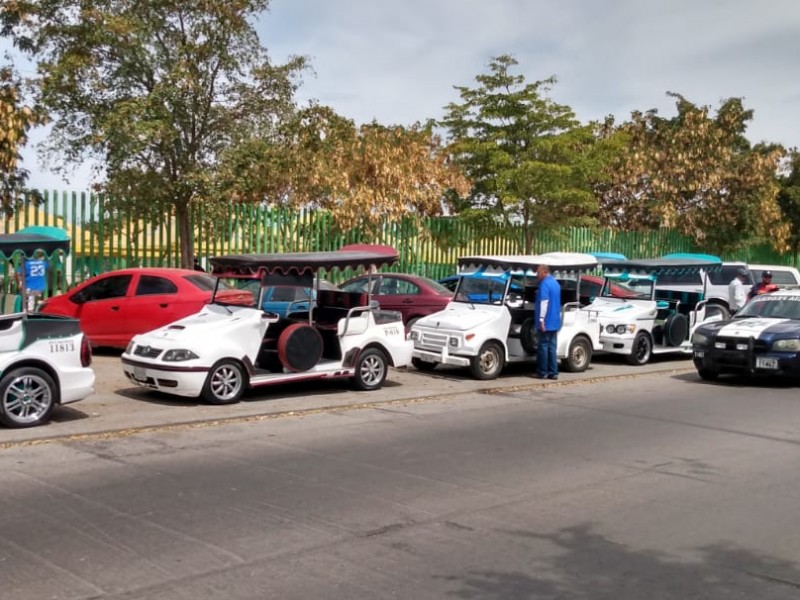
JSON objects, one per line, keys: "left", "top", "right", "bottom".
{"left": 598, "top": 94, "right": 787, "bottom": 254}
{"left": 0, "top": 62, "right": 43, "bottom": 214}
{"left": 440, "top": 55, "right": 602, "bottom": 253}
{"left": 777, "top": 150, "right": 800, "bottom": 266}
{"left": 218, "top": 104, "right": 471, "bottom": 236}
{"left": 1, "top": 0, "right": 305, "bottom": 266}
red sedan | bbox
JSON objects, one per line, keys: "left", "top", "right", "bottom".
{"left": 339, "top": 273, "right": 453, "bottom": 328}
{"left": 39, "top": 268, "right": 253, "bottom": 348}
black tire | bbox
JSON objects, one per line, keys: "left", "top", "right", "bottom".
{"left": 694, "top": 359, "right": 719, "bottom": 381}
{"left": 664, "top": 313, "right": 689, "bottom": 347}
{"left": 469, "top": 341, "right": 504, "bottom": 380}
{"left": 520, "top": 318, "right": 538, "bottom": 355}
{"left": 626, "top": 332, "right": 652, "bottom": 366}
{"left": 352, "top": 347, "right": 388, "bottom": 391}
{"left": 0, "top": 367, "right": 57, "bottom": 428}
{"left": 411, "top": 357, "right": 437, "bottom": 372}
{"left": 562, "top": 336, "right": 592, "bottom": 373}
{"left": 201, "top": 360, "right": 246, "bottom": 405}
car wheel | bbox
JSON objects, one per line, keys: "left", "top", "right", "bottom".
{"left": 0, "top": 367, "right": 57, "bottom": 428}
{"left": 562, "top": 335, "right": 592, "bottom": 373}
{"left": 520, "top": 318, "right": 537, "bottom": 355}
{"left": 469, "top": 341, "right": 504, "bottom": 380}
{"left": 411, "top": 357, "right": 437, "bottom": 372}
{"left": 201, "top": 360, "right": 246, "bottom": 405}
{"left": 352, "top": 347, "right": 388, "bottom": 391}
{"left": 626, "top": 332, "right": 652, "bottom": 366}
{"left": 694, "top": 359, "right": 719, "bottom": 381}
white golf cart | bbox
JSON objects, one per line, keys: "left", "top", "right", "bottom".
{"left": 121, "top": 246, "right": 413, "bottom": 404}
{"left": 586, "top": 255, "right": 725, "bottom": 365}
{"left": 409, "top": 252, "right": 601, "bottom": 380}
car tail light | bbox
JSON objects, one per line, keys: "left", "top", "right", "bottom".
{"left": 80, "top": 335, "right": 92, "bottom": 367}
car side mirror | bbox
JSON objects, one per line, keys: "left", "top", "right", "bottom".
{"left": 71, "top": 291, "right": 87, "bottom": 304}
{"left": 369, "top": 300, "right": 380, "bottom": 310}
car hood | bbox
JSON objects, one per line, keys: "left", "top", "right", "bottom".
{"left": 134, "top": 305, "right": 262, "bottom": 343}
{"left": 699, "top": 317, "right": 798, "bottom": 339}
{"left": 415, "top": 306, "right": 498, "bottom": 332}
{"left": 587, "top": 298, "right": 652, "bottom": 319}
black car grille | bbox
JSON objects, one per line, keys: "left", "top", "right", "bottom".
{"left": 133, "top": 345, "right": 162, "bottom": 359}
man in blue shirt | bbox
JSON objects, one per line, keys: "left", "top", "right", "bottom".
{"left": 534, "top": 264, "right": 562, "bottom": 379}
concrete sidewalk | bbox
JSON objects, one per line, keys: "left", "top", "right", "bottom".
{"left": 0, "top": 352, "right": 697, "bottom": 446}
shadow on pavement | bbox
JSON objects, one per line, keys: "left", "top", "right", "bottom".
{"left": 440, "top": 523, "right": 800, "bottom": 599}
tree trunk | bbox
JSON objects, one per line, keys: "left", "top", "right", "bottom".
{"left": 176, "top": 200, "right": 194, "bottom": 269}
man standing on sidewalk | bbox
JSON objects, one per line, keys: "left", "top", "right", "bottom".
{"left": 535, "top": 263, "right": 561, "bottom": 380}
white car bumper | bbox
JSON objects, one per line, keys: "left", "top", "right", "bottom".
{"left": 121, "top": 357, "right": 208, "bottom": 398}
{"left": 59, "top": 366, "right": 96, "bottom": 404}
{"left": 599, "top": 335, "right": 634, "bottom": 354}
{"left": 411, "top": 347, "right": 472, "bottom": 367}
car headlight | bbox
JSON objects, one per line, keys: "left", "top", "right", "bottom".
{"left": 162, "top": 349, "right": 200, "bottom": 362}
{"left": 449, "top": 336, "right": 459, "bottom": 347}
{"left": 691, "top": 331, "right": 710, "bottom": 346}
{"left": 605, "top": 324, "right": 615, "bottom": 334}
{"left": 615, "top": 324, "right": 628, "bottom": 335}
{"left": 772, "top": 339, "right": 800, "bottom": 352}
{"left": 409, "top": 329, "right": 420, "bottom": 341}
{"left": 125, "top": 341, "right": 135, "bottom": 354}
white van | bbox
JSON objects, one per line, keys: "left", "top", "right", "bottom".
{"left": 748, "top": 264, "right": 800, "bottom": 289}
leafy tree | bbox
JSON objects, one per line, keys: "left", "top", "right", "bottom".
{"left": 219, "top": 104, "right": 471, "bottom": 236}
{"left": 777, "top": 150, "right": 800, "bottom": 267}
{"left": 440, "top": 55, "right": 601, "bottom": 254}
{"left": 598, "top": 94, "right": 787, "bottom": 254}
{"left": 1, "top": 0, "right": 305, "bottom": 267}
{"left": 0, "top": 62, "right": 43, "bottom": 215}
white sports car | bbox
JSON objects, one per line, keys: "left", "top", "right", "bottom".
{"left": 121, "top": 248, "right": 413, "bottom": 404}
{"left": 0, "top": 312, "right": 95, "bottom": 428}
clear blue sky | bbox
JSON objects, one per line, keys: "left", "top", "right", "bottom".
{"left": 7, "top": 0, "right": 800, "bottom": 191}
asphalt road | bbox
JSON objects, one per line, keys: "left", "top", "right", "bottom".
{"left": 2, "top": 368, "right": 800, "bottom": 599}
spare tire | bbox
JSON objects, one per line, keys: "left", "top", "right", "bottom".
{"left": 664, "top": 313, "right": 689, "bottom": 347}
{"left": 520, "top": 317, "right": 538, "bottom": 355}
{"left": 277, "top": 323, "right": 323, "bottom": 372}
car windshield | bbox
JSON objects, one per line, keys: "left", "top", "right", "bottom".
{"left": 454, "top": 276, "right": 509, "bottom": 305}
{"left": 602, "top": 276, "right": 653, "bottom": 300}
{"left": 736, "top": 296, "right": 800, "bottom": 319}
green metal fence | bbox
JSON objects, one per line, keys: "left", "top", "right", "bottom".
{"left": 2, "top": 190, "right": 797, "bottom": 294}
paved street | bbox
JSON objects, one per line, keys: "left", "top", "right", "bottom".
{"left": 2, "top": 361, "right": 800, "bottom": 599}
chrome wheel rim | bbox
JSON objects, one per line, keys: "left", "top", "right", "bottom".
{"left": 210, "top": 365, "right": 243, "bottom": 401}
{"left": 360, "top": 354, "right": 385, "bottom": 386}
{"left": 572, "top": 344, "right": 588, "bottom": 369}
{"left": 480, "top": 347, "right": 500, "bottom": 374}
{"left": 3, "top": 374, "right": 53, "bottom": 425}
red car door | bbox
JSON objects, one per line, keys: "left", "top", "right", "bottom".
{"left": 374, "top": 276, "right": 420, "bottom": 323}
{"left": 125, "top": 274, "right": 191, "bottom": 338}
{"left": 73, "top": 274, "right": 135, "bottom": 346}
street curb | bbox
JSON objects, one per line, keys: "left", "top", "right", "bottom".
{"left": 0, "top": 365, "right": 696, "bottom": 449}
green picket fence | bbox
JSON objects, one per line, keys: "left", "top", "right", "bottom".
{"left": 2, "top": 189, "right": 797, "bottom": 294}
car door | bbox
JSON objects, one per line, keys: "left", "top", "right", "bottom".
{"left": 73, "top": 274, "right": 134, "bottom": 345}
{"left": 125, "top": 274, "right": 185, "bottom": 338}
{"left": 374, "top": 276, "right": 421, "bottom": 322}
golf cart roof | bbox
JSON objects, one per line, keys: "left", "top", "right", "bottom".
{"left": 458, "top": 252, "right": 598, "bottom": 274}
{"left": 210, "top": 245, "right": 399, "bottom": 278}
{"left": 603, "top": 255, "right": 722, "bottom": 276}
{"left": 0, "top": 226, "right": 71, "bottom": 259}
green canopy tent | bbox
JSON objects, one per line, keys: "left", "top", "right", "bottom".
{"left": 0, "top": 226, "right": 71, "bottom": 313}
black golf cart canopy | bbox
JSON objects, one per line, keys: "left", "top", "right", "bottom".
{"left": 603, "top": 255, "right": 722, "bottom": 276}
{"left": 210, "top": 245, "right": 399, "bottom": 278}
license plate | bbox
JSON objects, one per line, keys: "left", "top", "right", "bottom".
{"left": 756, "top": 357, "right": 778, "bottom": 370}
{"left": 133, "top": 366, "right": 147, "bottom": 381}
{"left": 694, "top": 351, "right": 705, "bottom": 358}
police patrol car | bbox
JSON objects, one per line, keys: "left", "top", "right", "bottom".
{"left": 692, "top": 289, "right": 800, "bottom": 380}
